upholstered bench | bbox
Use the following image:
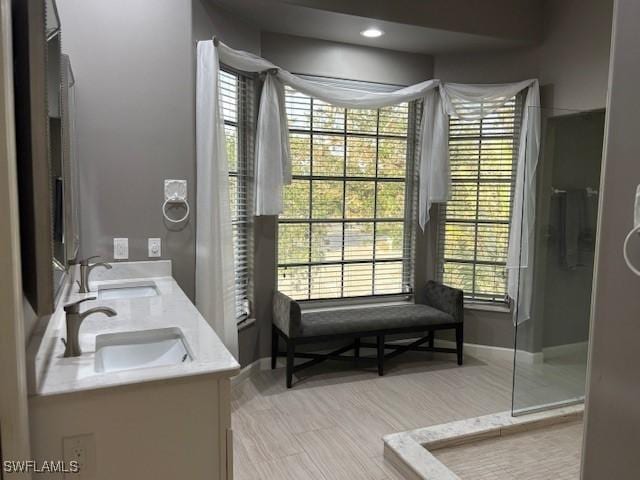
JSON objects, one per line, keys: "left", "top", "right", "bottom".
{"left": 272, "top": 281, "right": 464, "bottom": 388}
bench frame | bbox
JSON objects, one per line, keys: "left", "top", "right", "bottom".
{"left": 272, "top": 322, "right": 463, "bottom": 388}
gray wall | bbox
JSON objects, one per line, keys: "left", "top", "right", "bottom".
{"left": 538, "top": 0, "right": 613, "bottom": 111}
{"left": 192, "top": 0, "right": 260, "bottom": 52}
{"left": 582, "top": 0, "right": 640, "bottom": 476}
{"left": 539, "top": 112, "right": 604, "bottom": 349}
{"left": 57, "top": 0, "right": 196, "bottom": 298}
{"left": 261, "top": 32, "right": 434, "bottom": 85}
{"left": 435, "top": 0, "right": 613, "bottom": 111}
{"left": 434, "top": 47, "right": 540, "bottom": 84}
{"left": 517, "top": 111, "right": 605, "bottom": 354}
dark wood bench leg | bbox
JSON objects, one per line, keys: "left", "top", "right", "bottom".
{"left": 455, "top": 324, "right": 464, "bottom": 366}
{"left": 428, "top": 330, "right": 435, "bottom": 349}
{"left": 271, "top": 325, "right": 278, "bottom": 370}
{"left": 377, "top": 335, "right": 385, "bottom": 376}
{"left": 354, "top": 338, "right": 360, "bottom": 362}
{"left": 286, "top": 339, "right": 295, "bottom": 388}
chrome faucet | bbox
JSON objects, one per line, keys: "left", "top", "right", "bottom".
{"left": 62, "top": 297, "right": 117, "bottom": 357}
{"left": 70, "top": 256, "right": 112, "bottom": 293}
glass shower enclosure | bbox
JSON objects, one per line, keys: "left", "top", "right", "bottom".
{"left": 512, "top": 107, "right": 605, "bottom": 415}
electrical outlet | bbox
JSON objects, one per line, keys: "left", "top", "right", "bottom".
{"left": 148, "top": 238, "right": 161, "bottom": 257}
{"left": 113, "top": 238, "right": 128, "bottom": 259}
{"left": 63, "top": 433, "right": 96, "bottom": 479}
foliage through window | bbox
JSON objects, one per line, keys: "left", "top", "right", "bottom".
{"left": 277, "top": 85, "right": 417, "bottom": 301}
{"left": 220, "top": 69, "right": 254, "bottom": 320}
{"left": 437, "top": 96, "right": 521, "bottom": 303}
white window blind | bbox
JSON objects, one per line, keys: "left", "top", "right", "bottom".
{"left": 437, "top": 96, "right": 522, "bottom": 303}
{"left": 277, "top": 84, "right": 418, "bottom": 301}
{"left": 220, "top": 69, "right": 254, "bottom": 320}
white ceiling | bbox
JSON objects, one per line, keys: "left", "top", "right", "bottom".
{"left": 209, "top": 0, "right": 540, "bottom": 55}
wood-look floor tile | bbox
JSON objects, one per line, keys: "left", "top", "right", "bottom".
{"left": 233, "top": 408, "right": 304, "bottom": 464}
{"left": 249, "top": 453, "right": 328, "bottom": 480}
{"left": 296, "top": 426, "right": 387, "bottom": 480}
{"left": 231, "top": 349, "right": 586, "bottom": 480}
{"left": 232, "top": 376, "right": 275, "bottom": 413}
{"left": 327, "top": 406, "right": 397, "bottom": 457}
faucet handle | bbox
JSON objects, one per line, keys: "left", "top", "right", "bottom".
{"left": 64, "top": 297, "right": 97, "bottom": 314}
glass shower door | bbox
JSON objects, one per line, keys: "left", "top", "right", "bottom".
{"left": 512, "top": 107, "right": 605, "bottom": 415}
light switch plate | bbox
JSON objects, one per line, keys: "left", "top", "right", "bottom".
{"left": 113, "top": 238, "right": 128, "bottom": 259}
{"left": 164, "top": 179, "right": 187, "bottom": 201}
{"left": 148, "top": 238, "right": 161, "bottom": 257}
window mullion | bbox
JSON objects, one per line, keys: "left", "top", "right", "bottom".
{"left": 372, "top": 109, "right": 380, "bottom": 296}
{"left": 307, "top": 97, "right": 314, "bottom": 300}
{"left": 472, "top": 116, "right": 483, "bottom": 299}
{"left": 340, "top": 108, "right": 347, "bottom": 298}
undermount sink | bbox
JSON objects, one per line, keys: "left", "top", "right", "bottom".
{"left": 94, "top": 327, "right": 192, "bottom": 373}
{"left": 97, "top": 281, "right": 159, "bottom": 300}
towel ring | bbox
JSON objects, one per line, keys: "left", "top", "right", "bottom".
{"left": 162, "top": 197, "right": 190, "bottom": 223}
{"left": 623, "top": 224, "right": 640, "bottom": 276}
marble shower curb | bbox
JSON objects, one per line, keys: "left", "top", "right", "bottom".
{"left": 383, "top": 404, "right": 584, "bottom": 479}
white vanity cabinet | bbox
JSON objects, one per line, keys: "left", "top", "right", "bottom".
{"left": 27, "top": 261, "right": 239, "bottom": 480}
{"left": 29, "top": 374, "right": 234, "bottom": 479}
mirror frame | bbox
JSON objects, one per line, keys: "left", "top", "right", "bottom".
{"left": 12, "top": 0, "right": 55, "bottom": 314}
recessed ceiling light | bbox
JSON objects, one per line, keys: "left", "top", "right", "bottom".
{"left": 360, "top": 28, "right": 384, "bottom": 38}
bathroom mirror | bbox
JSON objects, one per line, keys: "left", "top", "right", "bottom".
{"left": 49, "top": 1, "right": 82, "bottom": 300}
{"left": 48, "top": 26, "right": 66, "bottom": 296}
{"left": 61, "top": 55, "right": 80, "bottom": 264}
{"left": 13, "top": 0, "right": 80, "bottom": 314}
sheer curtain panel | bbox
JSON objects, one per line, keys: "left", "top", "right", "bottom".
{"left": 195, "top": 41, "right": 239, "bottom": 358}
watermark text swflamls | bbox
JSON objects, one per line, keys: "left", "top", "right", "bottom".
{"left": 3, "top": 460, "right": 80, "bottom": 474}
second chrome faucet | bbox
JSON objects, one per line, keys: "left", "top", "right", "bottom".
{"left": 62, "top": 297, "right": 117, "bottom": 357}
{"left": 70, "top": 255, "right": 112, "bottom": 293}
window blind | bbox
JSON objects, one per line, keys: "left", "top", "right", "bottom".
{"left": 278, "top": 84, "right": 418, "bottom": 301}
{"left": 220, "top": 69, "right": 254, "bottom": 320}
{"left": 437, "top": 96, "right": 522, "bottom": 303}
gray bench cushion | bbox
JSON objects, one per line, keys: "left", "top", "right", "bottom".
{"left": 272, "top": 282, "right": 464, "bottom": 339}
{"left": 299, "top": 304, "right": 454, "bottom": 338}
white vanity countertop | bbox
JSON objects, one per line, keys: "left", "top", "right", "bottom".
{"left": 27, "top": 261, "right": 240, "bottom": 397}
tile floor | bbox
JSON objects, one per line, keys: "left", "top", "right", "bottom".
{"left": 231, "top": 349, "right": 584, "bottom": 479}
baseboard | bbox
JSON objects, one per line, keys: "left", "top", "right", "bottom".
{"left": 233, "top": 340, "right": 544, "bottom": 385}
{"left": 515, "top": 347, "right": 544, "bottom": 365}
{"left": 542, "top": 341, "right": 588, "bottom": 361}
{"left": 436, "top": 339, "right": 543, "bottom": 365}
{"left": 231, "top": 357, "right": 273, "bottom": 387}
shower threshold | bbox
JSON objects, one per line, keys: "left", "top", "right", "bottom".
{"left": 383, "top": 404, "right": 583, "bottom": 480}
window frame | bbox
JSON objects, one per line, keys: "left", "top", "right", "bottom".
{"left": 219, "top": 65, "right": 256, "bottom": 322}
{"left": 436, "top": 95, "right": 523, "bottom": 305}
{"left": 277, "top": 84, "right": 420, "bottom": 303}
